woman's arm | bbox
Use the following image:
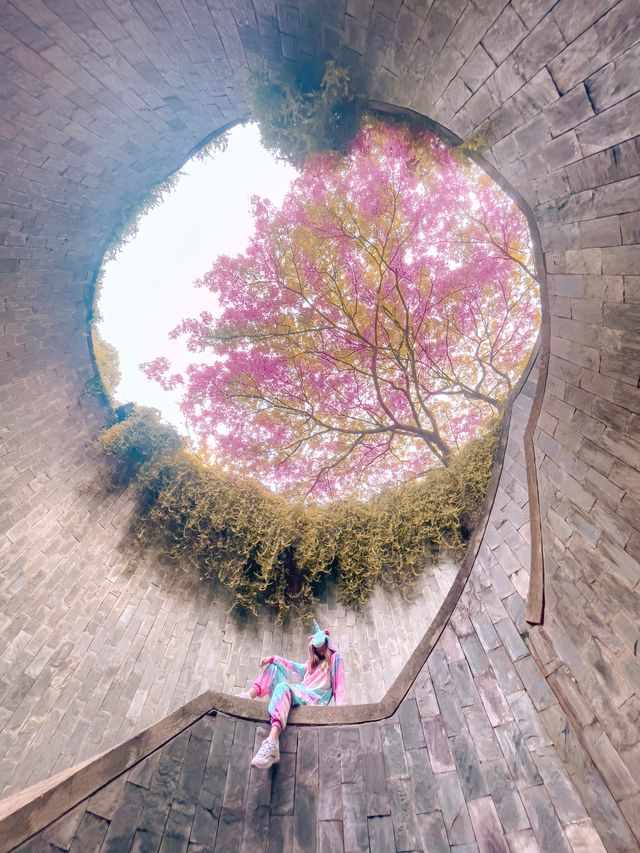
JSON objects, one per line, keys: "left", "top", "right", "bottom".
{"left": 331, "top": 653, "right": 346, "bottom": 705}
{"left": 261, "top": 655, "right": 306, "bottom": 679}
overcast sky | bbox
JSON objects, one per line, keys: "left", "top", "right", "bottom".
{"left": 96, "top": 123, "right": 297, "bottom": 430}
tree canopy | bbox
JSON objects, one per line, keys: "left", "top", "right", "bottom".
{"left": 145, "top": 121, "right": 538, "bottom": 499}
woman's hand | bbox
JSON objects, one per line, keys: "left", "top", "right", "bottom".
{"left": 260, "top": 656, "right": 273, "bottom": 668}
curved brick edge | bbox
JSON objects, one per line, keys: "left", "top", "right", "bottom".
{"left": 0, "top": 344, "right": 540, "bottom": 852}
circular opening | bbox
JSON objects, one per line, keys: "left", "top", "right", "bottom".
{"left": 92, "top": 113, "right": 540, "bottom": 703}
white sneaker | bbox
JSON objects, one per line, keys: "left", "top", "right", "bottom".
{"left": 236, "top": 690, "right": 254, "bottom": 699}
{"left": 251, "top": 737, "right": 280, "bottom": 769}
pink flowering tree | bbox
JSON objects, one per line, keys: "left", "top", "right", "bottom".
{"left": 145, "top": 122, "right": 539, "bottom": 499}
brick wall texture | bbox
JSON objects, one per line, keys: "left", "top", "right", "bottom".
{"left": 10, "top": 364, "right": 635, "bottom": 852}
{"left": 1, "top": 0, "right": 640, "bottom": 849}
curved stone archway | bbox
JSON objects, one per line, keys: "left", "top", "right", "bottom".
{"left": 1, "top": 1, "right": 640, "bottom": 850}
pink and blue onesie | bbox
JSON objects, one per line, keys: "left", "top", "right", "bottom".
{"left": 250, "top": 621, "right": 346, "bottom": 732}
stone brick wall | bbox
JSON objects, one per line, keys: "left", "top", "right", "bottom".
{"left": 5, "top": 356, "right": 635, "bottom": 852}
{"left": 1, "top": 0, "right": 639, "bottom": 842}
{"left": 347, "top": 0, "right": 640, "bottom": 836}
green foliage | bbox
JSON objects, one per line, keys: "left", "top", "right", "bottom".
{"left": 90, "top": 327, "right": 122, "bottom": 400}
{"left": 192, "top": 131, "right": 230, "bottom": 162}
{"left": 460, "top": 124, "right": 490, "bottom": 154}
{"left": 100, "top": 406, "right": 501, "bottom": 620}
{"left": 104, "top": 172, "right": 181, "bottom": 262}
{"left": 245, "top": 60, "right": 361, "bottom": 167}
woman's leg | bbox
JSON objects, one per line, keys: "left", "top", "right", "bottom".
{"left": 250, "top": 662, "right": 287, "bottom": 699}
{"left": 268, "top": 683, "right": 322, "bottom": 738}
{"left": 267, "top": 682, "right": 293, "bottom": 736}
{"left": 251, "top": 684, "right": 322, "bottom": 768}
{"left": 250, "top": 682, "right": 292, "bottom": 769}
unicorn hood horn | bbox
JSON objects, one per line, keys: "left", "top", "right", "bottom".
{"left": 308, "top": 618, "right": 337, "bottom": 652}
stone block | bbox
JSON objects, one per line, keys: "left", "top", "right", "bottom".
{"left": 272, "top": 752, "right": 296, "bottom": 816}
{"left": 494, "top": 620, "right": 529, "bottom": 662}
{"left": 436, "top": 770, "right": 475, "bottom": 845}
{"left": 552, "top": 0, "right": 610, "bottom": 42}
{"left": 42, "top": 807, "right": 84, "bottom": 849}
{"left": 317, "top": 731, "right": 342, "bottom": 821}
{"left": 565, "top": 505, "right": 601, "bottom": 547}
{"left": 569, "top": 137, "right": 640, "bottom": 196}
{"left": 340, "top": 728, "right": 364, "bottom": 786}
{"left": 413, "top": 672, "right": 440, "bottom": 719}
{"left": 483, "top": 758, "right": 530, "bottom": 834}
{"left": 592, "top": 175, "right": 640, "bottom": 221}
{"left": 521, "top": 785, "right": 572, "bottom": 853}
{"left": 450, "top": 730, "right": 488, "bottom": 801}
{"left": 549, "top": 0, "right": 640, "bottom": 94}
{"left": 406, "top": 747, "right": 436, "bottom": 815}
{"left": 381, "top": 720, "right": 410, "bottom": 779}
{"left": 367, "top": 814, "right": 394, "bottom": 853}
{"left": 578, "top": 216, "right": 622, "bottom": 248}
{"left": 470, "top": 611, "right": 501, "bottom": 652}
{"left": 387, "top": 776, "right": 422, "bottom": 851}
{"left": 583, "top": 725, "right": 640, "bottom": 800}
{"left": 417, "top": 810, "right": 450, "bottom": 853}
{"left": 460, "top": 633, "right": 491, "bottom": 677}
{"left": 551, "top": 336, "right": 600, "bottom": 373}
{"left": 619, "top": 793, "right": 640, "bottom": 843}
{"left": 476, "top": 671, "right": 514, "bottom": 727}
{"left": 508, "top": 691, "right": 553, "bottom": 753}
{"left": 487, "top": 647, "right": 525, "bottom": 696}
{"left": 422, "top": 715, "right": 455, "bottom": 774}
{"left": 267, "top": 815, "right": 293, "bottom": 853}
{"left": 620, "top": 212, "right": 640, "bottom": 245}
{"left": 363, "top": 749, "right": 390, "bottom": 818}
{"left": 564, "top": 819, "right": 608, "bottom": 853}
{"left": 570, "top": 297, "right": 603, "bottom": 323}
{"left": 68, "top": 811, "right": 109, "bottom": 851}
{"left": 504, "top": 828, "right": 542, "bottom": 852}
{"left": 398, "top": 697, "right": 426, "bottom": 751}
{"left": 549, "top": 86, "right": 596, "bottom": 140}
{"left": 317, "top": 820, "right": 344, "bottom": 853}
{"left": 586, "top": 41, "right": 640, "bottom": 113}
{"left": 533, "top": 748, "right": 590, "bottom": 824}
{"left": 293, "top": 783, "right": 318, "bottom": 853}
{"left": 599, "top": 538, "right": 640, "bottom": 587}
{"left": 511, "top": 0, "right": 557, "bottom": 28}
{"left": 512, "top": 15, "right": 566, "bottom": 80}
{"left": 481, "top": 6, "right": 527, "bottom": 65}
{"left": 459, "top": 43, "right": 496, "bottom": 93}
{"left": 342, "top": 784, "right": 368, "bottom": 853}
{"left": 467, "top": 796, "right": 510, "bottom": 853}
{"left": 449, "top": 659, "right": 479, "bottom": 708}
{"left": 494, "top": 720, "right": 542, "bottom": 790}
{"left": 579, "top": 93, "right": 640, "bottom": 158}
{"left": 439, "top": 625, "right": 466, "bottom": 664}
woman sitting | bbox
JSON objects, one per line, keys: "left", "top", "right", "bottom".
{"left": 238, "top": 620, "right": 346, "bottom": 769}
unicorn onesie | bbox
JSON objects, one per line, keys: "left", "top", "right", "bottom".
{"left": 241, "top": 620, "right": 346, "bottom": 769}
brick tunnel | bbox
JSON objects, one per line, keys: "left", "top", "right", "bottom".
{"left": 0, "top": 1, "right": 639, "bottom": 851}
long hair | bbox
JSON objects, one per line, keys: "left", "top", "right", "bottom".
{"left": 307, "top": 640, "right": 331, "bottom": 673}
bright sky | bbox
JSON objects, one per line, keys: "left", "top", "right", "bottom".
{"left": 96, "top": 123, "right": 298, "bottom": 430}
